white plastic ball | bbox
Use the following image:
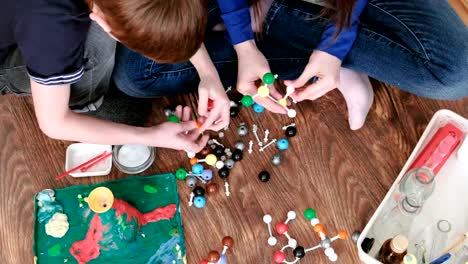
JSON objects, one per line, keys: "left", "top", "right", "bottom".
{"left": 287, "top": 109, "right": 297, "bottom": 118}
{"left": 288, "top": 239, "right": 297, "bottom": 248}
{"left": 268, "top": 236, "right": 277, "bottom": 246}
{"left": 187, "top": 151, "right": 196, "bottom": 158}
{"left": 324, "top": 247, "right": 335, "bottom": 256}
{"left": 215, "top": 161, "right": 225, "bottom": 169}
{"left": 310, "top": 218, "right": 320, "bottom": 226}
{"left": 329, "top": 254, "right": 338, "bottom": 262}
{"left": 286, "top": 86, "right": 295, "bottom": 94}
{"left": 287, "top": 211, "right": 297, "bottom": 220}
{"left": 263, "top": 214, "right": 272, "bottom": 224}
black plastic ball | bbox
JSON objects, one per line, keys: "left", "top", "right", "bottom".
{"left": 293, "top": 246, "right": 306, "bottom": 259}
{"left": 214, "top": 146, "right": 225, "bottom": 157}
{"left": 258, "top": 171, "right": 270, "bottom": 182}
{"left": 218, "top": 167, "right": 230, "bottom": 179}
{"left": 285, "top": 126, "right": 297, "bottom": 137}
{"left": 232, "top": 149, "right": 243, "bottom": 161}
{"left": 193, "top": 186, "right": 205, "bottom": 197}
{"left": 230, "top": 106, "right": 240, "bottom": 117}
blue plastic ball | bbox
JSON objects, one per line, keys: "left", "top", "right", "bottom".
{"left": 277, "top": 138, "right": 289, "bottom": 151}
{"left": 201, "top": 169, "right": 213, "bottom": 181}
{"left": 192, "top": 164, "right": 204, "bottom": 174}
{"left": 194, "top": 196, "right": 206, "bottom": 208}
{"left": 253, "top": 103, "right": 265, "bottom": 113}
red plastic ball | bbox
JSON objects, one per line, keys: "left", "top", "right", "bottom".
{"left": 273, "top": 251, "right": 286, "bottom": 263}
{"left": 275, "top": 223, "right": 288, "bottom": 235}
{"left": 208, "top": 99, "right": 214, "bottom": 111}
{"left": 200, "top": 260, "right": 209, "bottom": 264}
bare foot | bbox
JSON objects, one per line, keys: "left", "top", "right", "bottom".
{"left": 338, "top": 68, "right": 374, "bottom": 130}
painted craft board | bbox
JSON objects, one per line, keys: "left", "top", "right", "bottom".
{"left": 33, "top": 174, "right": 186, "bottom": 264}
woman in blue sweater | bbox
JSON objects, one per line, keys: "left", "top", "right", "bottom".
{"left": 114, "top": 0, "right": 467, "bottom": 130}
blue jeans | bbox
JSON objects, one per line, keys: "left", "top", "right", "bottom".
{"left": 113, "top": 0, "right": 468, "bottom": 100}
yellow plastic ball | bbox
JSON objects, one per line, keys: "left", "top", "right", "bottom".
{"left": 85, "top": 187, "right": 114, "bottom": 214}
{"left": 205, "top": 154, "right": 217, "bottom": 166}
{"left": 278, "top": 98, "right": 287, "bottom": 107}
{"left": 257, "top": 86, "right": 270, "bottom": 98}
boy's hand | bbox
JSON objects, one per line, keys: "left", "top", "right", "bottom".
{"left": 285, "top": 50, "right": 341, "bottom": 102}
{"left": 198, "top": 74, "right": 230, "bottom": 132}
{"left": 148, "top": 105, "right": 208, "bottom": 152}
{"left": 235, "top": 40, "right": 286, "bottom": 114}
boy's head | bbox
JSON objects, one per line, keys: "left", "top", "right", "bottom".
{"left": 88, "top": 0, "right": 208, "bottom": 63}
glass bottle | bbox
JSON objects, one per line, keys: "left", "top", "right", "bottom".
{"left": 398, "top": 167, "right": 436, "bottom": 214}
{"left": 378, "top": 234, "right": 409, "bottom": 264}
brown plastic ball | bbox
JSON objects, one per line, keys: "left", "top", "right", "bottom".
{"left": 206, "top": 183, "right": 218, "bottom": 194}
{"left": 207, "top": 251, "right": 220, "bottom": 262}
{"left": 222, "top": 236, "right": 234, "bottom": 248}
{"left": 200, "top": 147, "right": 211, "bottom": 156}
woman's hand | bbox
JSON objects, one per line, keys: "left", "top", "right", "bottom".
{"left": 285, "top": 50, "right": 342, "bottom": 102}
{"left": 235, "top": 40, "right": 286, "bottom": 114}
{"left": 147, "top": 105, "right": 208, "bottom": 153}
{"left": 197, "top": 73, "right": 230, "bottom": 131}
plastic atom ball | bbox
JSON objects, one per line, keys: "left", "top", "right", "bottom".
{"left": 207, "top": 251, "right": 220, "bottom": 262}
{"left": 201, "top": 169, "right": 213, "bottom": 181}
{"left": 240, "top": 95, "right": 254, "bottom": 107}
{"left": 222, "top": 236, "right": 234, "bottom": 247}
{"left": 253, "top": 103, "right": 265, "bottom": 113}
{"left": 314, "top": 224, "right": 325, "bottom": 234}
{"left": 200, "top": 260, "right": 209, "bottom": 264}
{"left": 304, "top": 208, "right": 316, "bottom": 220}
{"left": 277, "top": 138, "right": 289, "bottom": 151}
{"left": 287, "top": 109, "right": 297, "bottom": 118}
{"left": 190, "top": 157, "right": 198, "bottom": 166}
{"left": 257, "top": 85, "right": 270, "bottom": 98}
{"left": 167, "top": 115, "right": 180, "bottom": 123}
{"left": 263, "top": 72, "right": 276, "bottom": 85}
{"left": 278, "top": 98, "right": 287, "bottom": 107}
{"left": 275, "top": 223, "right": 288, "bottom": 235}
{"left": 286, "top": 86, "right": 295, "bottom": 94}
{"left": 192, "top": 164, "right": 204, "bottom": 175}
{"left": 175, "top": 168, "right": 187, "bottom": 180}
{"left": 205, "top": 154, "right": 217, "bottom": 166}
{"left": 273, "top": 251, "right": 286, "bottom": 263}
{"left": 338, "top": 230, "right": 348, "bottom": 240}
{"left": 194, "top": 196, "right": 206, "bottom": 208}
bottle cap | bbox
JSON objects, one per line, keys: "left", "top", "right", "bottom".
{"left": 390, "top": 235, "right": 409, "bottom": 253}
{"left": 403, "top": 254, "right": 417, "bottom": 264}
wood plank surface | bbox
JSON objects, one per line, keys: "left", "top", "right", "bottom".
{"left": 0, "top": 82, "right": 466, "bottom": 264}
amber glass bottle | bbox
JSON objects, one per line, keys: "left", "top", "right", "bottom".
{"left": 377, "top": 235, "right": 409, "bottom": 264}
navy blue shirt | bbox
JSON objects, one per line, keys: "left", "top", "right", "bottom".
{"left": 0, "top": 0, "right": 90, "bottom": 85}
{"left": 217, "top": 0, "right": 368, "bottom": 61}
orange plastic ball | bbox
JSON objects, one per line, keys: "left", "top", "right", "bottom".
{"left": 190, "top": 157, "right": 198, "bottom": 166}
{"left": 338, "top": 230, "right": 348, "bottom": 240}
{"left": 313, "top": 224, "right": 325, "bottom": 234}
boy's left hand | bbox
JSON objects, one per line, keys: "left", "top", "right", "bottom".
{"left": 197, "top": 74, "right": 230, "bottom": 132}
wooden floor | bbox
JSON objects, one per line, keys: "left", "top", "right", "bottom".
{"left": 0, "top": 82, "right": 466, "bottom": 264}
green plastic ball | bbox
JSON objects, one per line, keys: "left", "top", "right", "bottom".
{"left": 304, "top": 208, "right": 316, "bottom": 220}
{"left": 240, "top": 95, "right": 254, "bottom": 107}
{"left": 168, "top": 115, "right": 180, "bottom": 123}
{"left": 262, "top": 72, "right": 275, "bottom": 85}
{"left": 175, "top": 168, "right": 187, "bottom": 180}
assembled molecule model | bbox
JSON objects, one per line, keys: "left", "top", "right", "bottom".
{"left": 200, "top": 236, "right": 234, "bottom": 264}
{"left": 265, "top": 208, "right": 348, "bottom": 264}
{"left": 240, "top": 73, "right": 297, "bottom": 118}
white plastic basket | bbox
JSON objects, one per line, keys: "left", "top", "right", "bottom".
{"left": 357, "top": 109, "right": 468, "bottom": 263}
